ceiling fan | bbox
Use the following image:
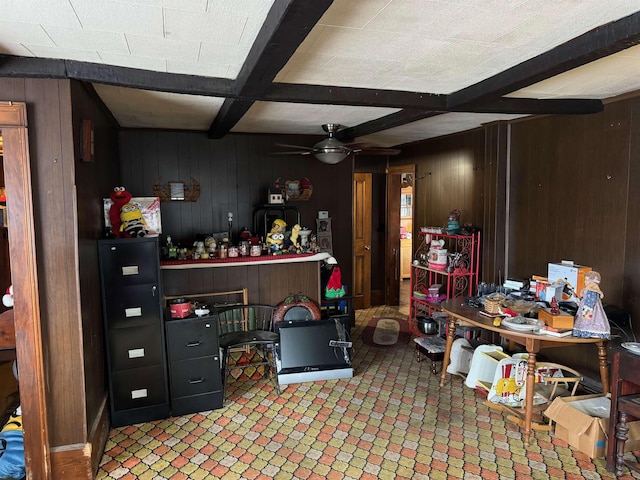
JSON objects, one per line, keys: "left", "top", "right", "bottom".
{"left": 273, "top": 123, "right": 401, "bottom": 164}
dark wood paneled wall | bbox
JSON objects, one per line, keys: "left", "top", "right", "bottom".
{"left": 2, "top": 77, "right": 120, "bottom": 479}
{"left": 391, "top": 98, "right": 640, "bottom": 378}
{"left": 509, "top": 103, "right": 631, "bottom": 303}
{"left": 69, "top": 81, "right": 121, "bottom": 447}
{"left": 508, "top": 102, "right": 635, "bottom": 375}
{"left": 392, "top": 129, "right": 489, "bottom": 277}
{"left": 118, "top": 131, "right": 353, "bottom": 301}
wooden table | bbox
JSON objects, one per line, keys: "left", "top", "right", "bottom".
{"left": 606, "top": 348, "right": 640, "bottom": 472}
{"left": 440, "top": 298, "right": 609, "bottom": 443}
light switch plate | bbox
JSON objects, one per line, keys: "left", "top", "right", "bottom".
{"left": 318, "top": 210, "right": 329, "bottom": 219}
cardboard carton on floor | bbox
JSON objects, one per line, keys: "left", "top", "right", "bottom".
{"left": 544, "top": 394, "right": 640, "bottom": 458}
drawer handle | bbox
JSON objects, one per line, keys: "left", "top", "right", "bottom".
{"left": 131, "top": 388, "right": 148, "bottom": 399}
{"left": 121, "top": 265, "right": 139, "bottom": 276}
{"left": 186, "top": 341, "right": 201, "bottom": 347}
{"left": 125, "top": 307, "right": 142, "bottom": 318}
{"left": 188, "top": 377, "right": 204, "bottom": 384}
{"left": 128, "top": 348, "right": 145, "bottom": 359}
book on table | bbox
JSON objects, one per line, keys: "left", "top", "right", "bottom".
{"left": 539, "top": 326, "right": 573, "bottom": 337}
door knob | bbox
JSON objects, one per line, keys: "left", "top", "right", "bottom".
{"left": 365, "top": 245, "right": 371, "bottom": 251}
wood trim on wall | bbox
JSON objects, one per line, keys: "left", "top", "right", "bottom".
{"left": 0, "top": 101, "right": 51, "bottom": 479}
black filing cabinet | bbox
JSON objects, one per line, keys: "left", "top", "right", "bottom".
{"left": 165, "top": 315, "right": 224, "bottom": 415}
{"left": 98, "top": 237, "right": 170, "bottom": 427}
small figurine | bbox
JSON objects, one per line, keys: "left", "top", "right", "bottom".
{"left": 193, "top": 241, "right": 206, "bottom": 259}
{"left": 550, "top": 296, "right": 560, "bottom": 315}
{"left": 288, "top": 224, "right": 301, "bottom": 251}
{"left": 119, "top": 202, "right": 147, "bottom": 238}
{"left": 166, "top": 236, "right": 177, "bottom": 259}
{"left": 447, "top": 209, "right": 461, "bottom": 234}
{"left": 572, "top": 271, "right": 610, "bottom": 339}
{"left": 204, "top": 236, "right": 217, "bottom": 256}
{"left": 266, "top": 219, "right": 287, "bottom": 254}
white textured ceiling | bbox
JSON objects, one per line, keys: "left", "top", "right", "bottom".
{"left": 2, "top": 0, "right": 640, "bottom": 147}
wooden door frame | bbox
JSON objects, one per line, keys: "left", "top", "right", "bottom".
{"left": 353, "top": 173, "right": 372, "bottom": 309}
{"left": 1, "top": 102, "right": 51, "bottom": 479}
{"left": 385, "top": 164, "right": 415, "bottom": 306}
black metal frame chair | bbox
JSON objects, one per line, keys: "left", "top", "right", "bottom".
{"left": 215, "top": 304, "right": 279, "bottom": 403}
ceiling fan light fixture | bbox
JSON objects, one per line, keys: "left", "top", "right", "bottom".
{"left": 314, "top": 150, "right": 350, "bottom": 164}
{"left": 313, "top": 136, "right": 350, "bottom": 164}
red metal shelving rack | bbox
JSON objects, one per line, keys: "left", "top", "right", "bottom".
{"left": 409, "top": 230, "right": 480, "bottom": 336}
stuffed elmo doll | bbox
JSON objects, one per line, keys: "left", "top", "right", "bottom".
{"left": 109, "top": 186, "right": 132, "bottom": 237}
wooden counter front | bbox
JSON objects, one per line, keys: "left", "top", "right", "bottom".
{"left": 161, "top": 252, "right": 330, "bottom": 306}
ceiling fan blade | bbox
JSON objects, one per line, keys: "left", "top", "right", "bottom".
{"left": 270, "top": 150, "right": 313, "bottom": 155}
{"left": 345, "top": 142, "right": 402, "bottom": 156}
{"left": 274, "top": 143, "right": 313, "bottom": 151}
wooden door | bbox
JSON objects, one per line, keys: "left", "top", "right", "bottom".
{"left": 0, "top": 102, "right": 50, "bottom": 479}
{"left": 386, "top": 165, "right": 415, "bottom": 306}
{"left": 353, "top": 173, "right": 372, "bottom": 309}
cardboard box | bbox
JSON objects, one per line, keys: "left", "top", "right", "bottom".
{"left": 544, "top": 394, "right": 640, "bottom": 458}
{"left": 544, "top": 282, "right": 564, "bottom": 303}
{"left": 547, "top": 261, "right": 592, "bottom": 301}
{"left": 538, "top": 307, "right": 574, "bottom": 329}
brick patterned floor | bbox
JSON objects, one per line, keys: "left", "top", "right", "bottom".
{"left": 96, "top": 305, "right": 637, "bottom": 479}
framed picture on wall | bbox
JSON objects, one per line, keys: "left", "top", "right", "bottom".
{"left": 316, "top": 218, "right": 331, "bottom": 233}
{"left": 317, "top": 232, "right": 333, "bottom": 255}
{"left": 103, "top": 197, "right": 162, "bottom": 236}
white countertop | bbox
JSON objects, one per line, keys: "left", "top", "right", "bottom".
{"left": 160, "top": 252, "right": 331, "bottom": 270}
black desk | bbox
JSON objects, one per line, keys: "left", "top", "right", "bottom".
{"left": 606, "top": 348, "right": 640, "bottom": 471}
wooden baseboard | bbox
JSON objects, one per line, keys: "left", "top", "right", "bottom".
{"left": 50, "top": 396, "right": 110, "bottom": 479}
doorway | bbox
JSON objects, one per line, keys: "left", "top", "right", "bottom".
{"left": 0, "top": 102, "right": 50, "bottom": 479}
{"left": 385, "top": 165, "right": 415, "bottom": 307}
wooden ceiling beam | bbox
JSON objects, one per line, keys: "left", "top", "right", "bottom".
{"left": 0, "top": 55, "right": 236, "bottom": 97}
{"left": 208, "top": 0, "right": 333, "bottom": 139}
{"left": 263, "top": 83, "right": 447, "bottom": 110}
{"left": 0, "top": 55, "right": 605, "bottom": 116}
{"left": 336, "top": 111, "right": 442, "bottom": 141}
{"left": 448, "top": 10, "right": 640, "bottom": 109}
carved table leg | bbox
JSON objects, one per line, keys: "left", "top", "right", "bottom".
{"left": 597, "top": 340, "right": 609, "bottom": 393}
{"left": 440, "top": 315, "right": 457, "bottom": 387}
{"left": 616, "top": 411, "right": 629, "bottom": 476}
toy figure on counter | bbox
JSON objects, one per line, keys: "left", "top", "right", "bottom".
{"left": 204, "top": 236, "right": 217, "bottom": 256}
{"left": 287, "top": 224, "right": 302, "bottom": 252}
{"left": 109, "top": 186, "right": 132, "bottom": 238}
{"left": 165, "top": 235, "right": 177, "bottom": 259}
{"left": 572, "top": 271, "right": 610, "bottom": 339}
{"left": 119, "top": 202, "right": 148, "bottom": 237}
{"left": 266, "top": 218, "right": 287, "bottom": 254}
{"left": 447, "top": 208, "right": 461, "bottom": 234}
{"left": 193, "top": 241, "right": 206, "bottom": 259}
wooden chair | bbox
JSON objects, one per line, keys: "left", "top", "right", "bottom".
{"left": 485, "top": 360, "right": 583, "bottom": 431}
{"left": 215, "top": 304, "right": 280, "bottom": 403}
